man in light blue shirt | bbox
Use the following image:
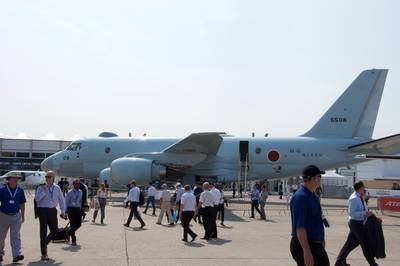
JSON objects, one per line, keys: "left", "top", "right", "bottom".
{"left": 34, "top": 171, "right": 66, "bottom": 261}
{"left": 65, "top": 180, "right": 83, "bottom": 246}
{"left": 335, "top": 181, "right": 377, "bottom": 266}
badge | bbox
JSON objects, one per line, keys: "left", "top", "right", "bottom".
{"left": 9, "top": 200, "right": 15, "bottom": 204}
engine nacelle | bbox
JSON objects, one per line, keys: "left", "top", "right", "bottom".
{"left": 99, "top": 168, "right": 125, "bottom": 189}
{"left": 110, "top": 157, "right": 166, "bottom": 186}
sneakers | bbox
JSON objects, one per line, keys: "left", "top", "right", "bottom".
{"left": 140, "top": 223, "right": 146, "bottom": 229}
{"left": 41, "top": 255, "right": 50, "bottom": 261}
{"left": 123, "top": 223, "right": 129, "bottom": 227}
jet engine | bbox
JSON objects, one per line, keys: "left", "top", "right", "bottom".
{"left": 110, "top": 157, "right": 166, "bottom": 186}
{"left": 99, "top": 168, "right": 125, "bottom": 189}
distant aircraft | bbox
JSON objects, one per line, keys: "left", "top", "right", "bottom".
{"left": 0, "top": 170, "right": 46, "bottom": 188}
{"left": 41, "top": 69, "right": 400, "bottom": 186}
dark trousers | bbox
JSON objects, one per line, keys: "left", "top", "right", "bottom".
{"left": 201, "top": 207, "right": 213, "bottom": 239}
{"left": 290, "top": 237, "right": 330, "bottom": 266}
{"left": 67, "top": 207, "right": 82, "bottom": 243}
{"left": 38, "top": 208, "right": 58, "bottom": 256}
{"left": 194, "top": 206, "right": 203, "bottom": 223}
{"left": 181, "top": 211, "right": 197, "bottom": 240}
{"left": 251, "top": 200, "right": 262, "bottom": 218}
{"left": 126, "top": 202, "right": 145, "bottom": 226}
{"left": 336, "top": 220, "right": 377, "bottom": 266}
{"left": 210, "top": 205, "right": 218, "bottom": 238}
{"left": 218, "top": 203, "right": 225, "bottom": 223}
{"left": 144, "top": 196, "right": 155, "bottom": 214}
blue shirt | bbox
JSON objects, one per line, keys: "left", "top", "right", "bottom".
{"left": 348, "top": 191, "right": 368, "bottom": 221}
{"left": 290, "top": 185, "right": 324, "bottom": 241}
{"left": 0, "top": 184, "right": 26, "bottom": 214}
{"left": 35, "top": 184, "right": 66, "bottom": 214}
{"left": 65, "top": 189, "right": 83, "bottom": 208}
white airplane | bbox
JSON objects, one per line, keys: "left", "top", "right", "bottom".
{"left": 41, "top": 69, "right": 400, "bottom": 187}
{"left": 0, "top": 170, "right": 46, "bottom": 188}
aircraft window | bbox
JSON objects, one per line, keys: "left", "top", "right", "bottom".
{"left": 255, "top": 147, "right": 261, "bottom": 154}
{"left": 66, "top": 142, "right": 82, "bottom": 151}
{"left": 105, "top": 147, "right": 111, "bottom": 154}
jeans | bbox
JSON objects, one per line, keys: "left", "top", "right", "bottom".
{"left": 144, "top": 196, "right": 155, "bottom": 214}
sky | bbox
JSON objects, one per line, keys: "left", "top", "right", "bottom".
{"left": 1, "top": 0, "right": 399, "bottom": 140}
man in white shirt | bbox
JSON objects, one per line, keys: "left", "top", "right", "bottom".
{"left": 34, "top": 171, "right": 66, "bottom": 261}
{"left": 124, "top": 180, "right": 145, "bottom": 229}
{"left": 156, "top": 184, "right": 174, "bottom": 225}
{"left": 144, "top": 182, "right": 156, "bottom": 216}
{"left": 175, "top": 183, "right": 184, "bottom": 222}
{"left": 209, "top": 183, "right": 221, "bottom": 238}
{"left": 198, "top": 182, "right": 214, "bottom": 240}
{"left": 179, "top": 185, "right": 197, "bottom": 242}
{"left": 335, "top": 181, "right": 377, "bottom": 266}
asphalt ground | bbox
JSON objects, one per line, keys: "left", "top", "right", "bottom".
{"left": 0, "top": 193, "right": 399, "bottom": 266}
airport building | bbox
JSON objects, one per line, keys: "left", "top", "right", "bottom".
{"left": 0, "top": 138, "right": 71, "bottom": 175}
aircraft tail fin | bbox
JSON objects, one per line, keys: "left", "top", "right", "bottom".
{"left": 303, "top": 69, "right": 388, "bottom": 139}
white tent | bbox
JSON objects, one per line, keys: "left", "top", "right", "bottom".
{"left": 320, "top": 171, "right": 354, "bottom": 198}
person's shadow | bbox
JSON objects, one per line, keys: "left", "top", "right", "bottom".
{"left": 205, "top": 238, "right": 232, "bottom": 246}
{"left": 26, "top": 259, "right": 62, "bottom": 266}
{"left": 62, "top": 244, "right": 82, "bottom": 252}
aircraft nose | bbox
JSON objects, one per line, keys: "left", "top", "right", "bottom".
{"left": 41, "top": 157, "right": 53, "bottom": 171}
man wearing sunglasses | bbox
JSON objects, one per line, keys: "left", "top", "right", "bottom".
{"left": 34, "top": 171, "right": 66, "bottom": 261}
{"left": 290, "top": 165, "right": 329, "bottom": 266}
{"left": 0, "top": 172, "right": 26, "bottom": 263}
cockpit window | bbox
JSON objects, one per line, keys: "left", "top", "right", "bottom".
{"left": 66, "top": 142, "right": 82, "bottom": 151}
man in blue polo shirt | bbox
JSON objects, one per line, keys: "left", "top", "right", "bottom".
{"left": 290, "top": 165, "right": 329, "bottom": 266}
{"left": 0, "top": 172, "right": 26, "bottom": 263}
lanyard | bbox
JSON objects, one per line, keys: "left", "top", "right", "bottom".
{"left": 6, "top": 185, "right": 18, "bottom": 200}
{"left": 360, "top": 196, "right": 366, "bottom": 211}
{"left": 49, "top": 186, "right": 54, "bottom": 200}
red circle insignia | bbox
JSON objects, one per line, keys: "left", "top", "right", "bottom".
{"left": 267, "top": 150, "right": 280, "bottom": 162}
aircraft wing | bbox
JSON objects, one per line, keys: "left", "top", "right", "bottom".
{"left": 348, "top": 133, "right": 400, "bottom": 156}
{"left": 163, "top": 132, "right": 225, "bottom": 155}
{"left": 126, "top": 132, "right": 225, "bottom": 169}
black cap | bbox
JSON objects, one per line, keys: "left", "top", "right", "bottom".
{"left": 302, "top": 165, "right": 324, "bottom": 180}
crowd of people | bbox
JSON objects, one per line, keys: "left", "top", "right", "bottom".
{"left": 124, "top": 179, "right": 227, "bottom": 242}
{"left": 0, "top": 165, "right": 385, "bottom": 265}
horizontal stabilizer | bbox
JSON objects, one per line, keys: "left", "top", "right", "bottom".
{"left": 348, "top": 133, "right": 400, "bottom": 154}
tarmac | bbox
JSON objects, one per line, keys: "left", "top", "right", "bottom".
{"left": 1, "top": 192, "right": 400, "bottom": 266}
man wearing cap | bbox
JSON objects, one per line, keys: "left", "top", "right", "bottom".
{"left": 335, "top": 181, "right": 378, "bottom": 266}
{"left": 35, "top": 170, "right": 66, "bottom": 261}
{"left": 0, "top": 173, "right": 26, "bottom": 263}
{"left": 290, "top": 165, "right": 329, "bottom": 266}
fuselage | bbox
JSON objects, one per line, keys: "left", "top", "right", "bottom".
{"left": 41, "top": 136, "right": 366, "bottom": 181}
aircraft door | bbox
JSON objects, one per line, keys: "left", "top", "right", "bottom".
{"left": 239, "top": 141, "right": 249, "bottom": 176}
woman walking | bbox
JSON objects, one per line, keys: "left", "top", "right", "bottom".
{"left": 92, "top": 183, "right": 108, "bottom": 224}
{"left": 259, "top": 184, "right": 268, "bottom": 220}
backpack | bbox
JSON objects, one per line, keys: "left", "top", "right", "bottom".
{"left": 139, "top": 191, "right": 145, "bottom": 206}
